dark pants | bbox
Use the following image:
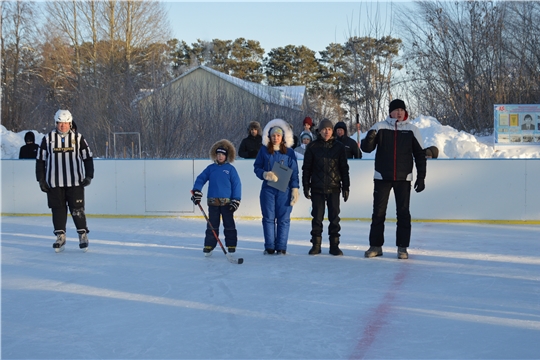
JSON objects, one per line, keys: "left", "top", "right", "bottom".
{"left": 205, "top": 205, "right": 237, "bottom": 249}
{"left": 310, "top": 192, "right": 341, "bottom": 241}
{"left": 369, "top": 180, "right": 412, "bottom": 247}
{"left": 47, "top": 186, "right": 88, "bottom": 233}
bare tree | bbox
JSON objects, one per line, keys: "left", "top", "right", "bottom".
{"left": 1, "top": 0, "right": 42, "bottom": 131}
{"left": 400, "top": 0, "right": 508, "bottom": 133}
{"left": 340, "top": 2, "right": 401, "bottom": 130}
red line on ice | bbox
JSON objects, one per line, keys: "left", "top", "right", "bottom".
{"left": 349, "top": 267, "right": 409, "bottom": 359}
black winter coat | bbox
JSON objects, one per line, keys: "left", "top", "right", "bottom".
{"left": 336, "top": 135, "right": 362, "bottom": 159}
{"left": 238, "top": 135, "right": 262, "bottom": 159}
{"left": 19, "top": 144, "right": 39, "bottom": 159}
{"left": 302, "top": 136, "right": 350, "bottom": 194}
{"left": 361, "top": 117, "right": 426, "bottom": 181}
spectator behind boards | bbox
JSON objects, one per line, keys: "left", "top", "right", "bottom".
{"left": 294, "top": 130, "right": 313, "bottom": 159}
{"left": 19, "top": 131, "right": 40, "bottom": 159}
{"left": 36, "top": 109, "right": 94, "bottom": 253}
{"left": 334, "top": 121, "right": 362, "bottom": 159}
{"left": 361, "top": 99, "right": 427, "bottom": 260}
{"left": 238, "top": 121, "right": 262, "bottom": 159}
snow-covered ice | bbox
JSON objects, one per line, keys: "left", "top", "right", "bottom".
{"left": 2, "top": 216, "right": 539, "bottom": 359}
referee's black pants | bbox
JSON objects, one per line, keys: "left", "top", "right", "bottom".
{"left": 47, "top": 186, "right": 88, "bottom": 233}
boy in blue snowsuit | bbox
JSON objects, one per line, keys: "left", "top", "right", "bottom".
{"left": 191, "top": 139, "right": 242, "bottom": 255}
{"left": 254, "top": 119, "right": 300, "bottom": 255}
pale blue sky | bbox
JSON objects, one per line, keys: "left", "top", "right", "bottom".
{"left": 164, "top": 1, "right": 405, "bottom": 55}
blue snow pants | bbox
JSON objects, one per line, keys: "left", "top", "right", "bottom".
{"left": 204, "top": 205, "right": 237, "bottom": 249}
{"left": 259, "top": 185, "right": 292, "bottom": 251}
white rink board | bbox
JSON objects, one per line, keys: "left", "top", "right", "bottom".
{"left": 1, "top": 159, "right": 539, "bottom": 221}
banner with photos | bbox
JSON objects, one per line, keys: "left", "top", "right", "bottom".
{"left": 494, "top": 104, "right": 540, "bottom": 145}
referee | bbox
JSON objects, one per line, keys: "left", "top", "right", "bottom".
{"left": 36, "top": 109, "right": 94, "bottom": 252}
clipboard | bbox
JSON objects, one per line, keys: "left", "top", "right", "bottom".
{"left": 268, "top": 161, "right": 292, "bottom": 192}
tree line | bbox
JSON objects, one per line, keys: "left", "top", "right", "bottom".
{"left": 2, "top": 1, "right": 540, "bottom": 157}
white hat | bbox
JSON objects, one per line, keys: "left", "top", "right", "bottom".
{"left": 54, "top": 109, "right": 73, "bottom": 123}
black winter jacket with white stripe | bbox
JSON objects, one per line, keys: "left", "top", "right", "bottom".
{"left": 361, "top": 117, "right": 426, "bottom": 181}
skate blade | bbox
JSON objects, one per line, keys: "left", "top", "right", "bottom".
{"left": 204, "top": 251, "right": 213, "bottom": 257}
{"left": 81, "top": 247, "right": 88, "bottom": 253}
{"left": 54, "top": 245, "right": 65, "bottom": 253}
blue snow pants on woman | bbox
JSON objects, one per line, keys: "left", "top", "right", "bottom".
{"left": 260, "top": 185, "right": 292, "bottom": 251}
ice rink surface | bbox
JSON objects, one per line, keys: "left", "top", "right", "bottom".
{"left": 2, "top": 216, "right": 539, "bottom": 359}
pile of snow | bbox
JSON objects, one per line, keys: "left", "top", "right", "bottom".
{"left": 2, "top": 116, "right": 540, "bottom": 159}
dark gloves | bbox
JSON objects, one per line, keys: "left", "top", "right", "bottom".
{"left": 38, "top": 179, "right": 50, "bottom": 193}
{"left": 81, "top": 177, "right": 92, "bottom": 187}
{"left": 229, "top": 199, "right": 240, "bottom": 212}
{"left": 342, "top": 189, "right": 349, "bottom": 202}
{"left": 303, "top": 187, "right": 311, "bottom": 199}
{"left": 414, "top": 179, "right": 425, "bottom": 193}
{"left": 191, "top": 190, "right": 202, "bottom": 205}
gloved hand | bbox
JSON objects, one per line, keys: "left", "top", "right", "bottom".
{"left": 414, "top": 179, "right": 425, "bottom": 193}
{"left": 191, "top": 190, "right": 203, "bottom": 205}
{"left": 365, "top": 129, "right": 377, "bottom": 142}
{"left": 342, "top": 189, "right": 349, "bottom": 202}
{"left": 290, "top": 188, "right": 299, "bottom": 206}
{"left": 263, "top": 171, "right": 278, "bottom": 182}
{"left": 303, "top": 187, "right": 311, "bottom": 199}
{"left": 39, "top": 178, "right": 50, "bottom": 193}
{"left": 81, "top": 177, "right": 92, "bottom": 187}
{"left": 229, "top": 199, "right": 240, "bottom": 212}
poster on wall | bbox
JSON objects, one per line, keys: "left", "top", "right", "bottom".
{"left": 494, "top": 104, "right": 540, "bottom": 145}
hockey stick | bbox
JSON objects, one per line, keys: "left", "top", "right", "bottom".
{"left": 191, "top": 191, "right": 244, "bottom": 265}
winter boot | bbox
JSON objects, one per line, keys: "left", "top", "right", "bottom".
{"left": 308, "top": 237, "right": 322, "bottom": 255}
{"left": 53, "top": 231, "right": 66, "bottom": 253}
{"left": 275, "top": 250, "right": 286, "bottom": 255}
{"left": 364, "top": 246, "right": 383, "bottom": 258}
{"left": 77, "top": 229, "right": 89, "bottom": 252}
{"left": 398, "top": 247, "right": 409, "bottom": 259}
{"left": 329, "top": 238, "right": 343, "bottom": 256}
{"left": 264, "top": 249, "right": 275, "bottom": 255}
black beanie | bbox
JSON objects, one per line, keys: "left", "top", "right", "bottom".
{"left": 216, "top": 147, "right": 228, "bottom": 158}
{"left": 389, "top": 99, "right": 406, "bottom": 114}
{"left": 334, "top": 121, "right": 347, "bottom": 135}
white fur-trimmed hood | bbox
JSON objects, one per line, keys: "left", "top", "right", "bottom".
{"left": 262, "top": 119, "right": 294, "bottom": 148}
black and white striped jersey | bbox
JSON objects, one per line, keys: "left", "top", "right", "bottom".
{"left": 37, "top": 130, "right": 94, "bottom": 188}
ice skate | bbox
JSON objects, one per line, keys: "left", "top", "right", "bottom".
{"left": 203, "top": 246, "right": 213, "bottom": 257}
{"left": 53, "top": 231, "right": 66, "bottom": 253}
{"left": 78, "top": 230, "right": 89, "bottom": 252}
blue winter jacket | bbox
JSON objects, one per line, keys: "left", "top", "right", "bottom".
{"left": 193, "top": 162, "right": 241, "bottom": 200}
{"left": 254, "top": 146, "right": 299, "bottom": 189}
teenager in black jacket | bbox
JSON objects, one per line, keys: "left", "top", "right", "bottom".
{"left": 19, "top": 132, "right": 39, "bottom": 159}
{"left": 302, "top": 118, "right": 350, "bottom": 256}
{"left": 361, "top": 99, "right": 426, "bottom": 259}
{"left": 238, "top": 121, "right": 262, "bottom": 159}
{"left": 334, "top": 121, "right": 362, "bottom": 159}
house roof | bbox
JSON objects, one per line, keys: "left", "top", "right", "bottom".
{"left": 136, "top": 65, "right": 306, "bottom": 111}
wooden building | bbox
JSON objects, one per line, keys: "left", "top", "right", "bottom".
{"left": 135, "top": 65, "right": 308, "bottom": 158}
